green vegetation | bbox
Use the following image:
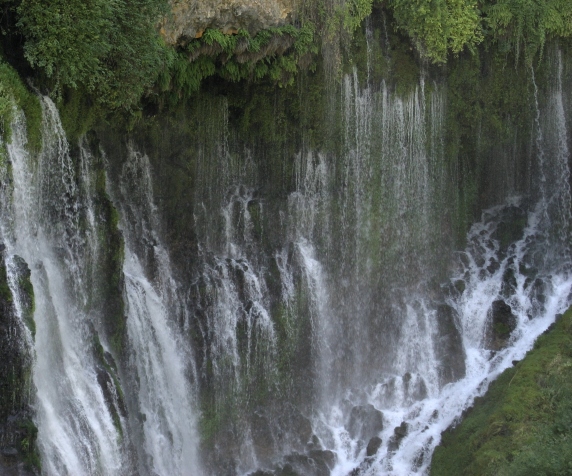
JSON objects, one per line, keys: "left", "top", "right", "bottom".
{"left": 483, "top": 0, "right": 572, "bottom": 65}
{"left": 18, "top": 418, "right": 41, "bottom": 471}
{"left": 0, "top": 0, "right": 570, "bottom": 116}
{"left": 0, "top": 61, "right": 42, "bottom": 152}
{"left": 93, "top": 332, "right": 126, "bottom": 439}
{"left": 0, "top": 257, "right": 38, "bottom": 472}
{"left": 156, "top": 24, "right": 319, "bottom": 106}
{"left": 16, "top": 0, "right": 171, "bottom": 109}
{"left": 0, "top": 259, "right": 11, "bottom": 305}
{"left": 88, "top": 142, "right": 126, "bottom": 357}
{"left": 389, "top": 0, "right": 483, "bottom": 63}
{"left": 387, "top": 0, "right": 572, "bottom": 65}
{"left": 431, "top": 308, "right": 572, "bottom": 475}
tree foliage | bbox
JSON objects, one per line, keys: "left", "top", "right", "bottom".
{"left": 4, "top": 0, "right": 572, "bottom": 111}
{"left": 388, "top": 0, "right": 572, "bottom": 64}
{"left": 388, "top": 0, "right": 483, "bottom": 63}
{"left": 16, "top": 0, "right": 172, "bottom": 109}
{"left": 156, "top": 24, "right": 318, "bottom": 104}
{"left": 483, "top": 0, "right": 572, "bottom": 65}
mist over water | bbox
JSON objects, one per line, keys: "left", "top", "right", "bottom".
{"left": 0, "top": 46, "right": 570, "bottom": 476}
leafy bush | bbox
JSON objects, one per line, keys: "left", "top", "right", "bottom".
{"left": 157, "top": 24, "right": 319, "bottom": 104}
{"left": 483, "top": 0, "right": 572, "bottom": 65}
{"left": 17, "top": 0, "right": 172, "bottom": 109}
{"left": 388, "top": 0, "right": 483, "bottom": 63}
{"left": 0, "top": 60, "right": 42, "bottom": 151}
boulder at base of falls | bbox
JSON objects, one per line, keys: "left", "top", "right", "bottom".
{"left": 347, "top": 435, "right": 384, "bottom": 475}
{"left": 487, "top": 299, "right": 517, "bottom": 350}
{"left": 347, "top": 404, "right": 384, "bottom": 442}
{"left": 366, "top": 436, "right": 383, "bottom": 457}
{"left": 387, "top": 421, "right": 408, "bottom": 452}
{"left": 435, "top": 304, "right": 466, "bottom": 386}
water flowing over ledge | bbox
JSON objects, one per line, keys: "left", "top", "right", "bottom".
{"left": 0, "top": 47, "right": 570, "bottom": 476}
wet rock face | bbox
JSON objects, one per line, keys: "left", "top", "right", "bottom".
{"left": 387, "top": 421, "right": 408, "bottom": 452}
{"left": 161, "top": 0, "right": 297, "bottom": 44}
{"left": 0, "top": 256, "right": 37, "bottom": 475}
{"left": 487, "top": 299, "right": 517, "bottom": 350}
{"left": 366, "top": 436, "right": 382, "bottom": 457}
{"left": 347, "top": 404, "right": 384, "bottom": 443}
{"left": 435, "top": 304, "right": 466, "bottom": 386}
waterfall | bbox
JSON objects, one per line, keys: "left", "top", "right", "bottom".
{"left": 109, "top": 147, "right": 203, "bottom": 476}
{"left": 0, "top": 102, "right": 203, "bottom": 475}
{"left": 2, "top": 99, "right": 128, "bottom": 475}
{"left": 0, "top": 42, "right": 570, "bottom": 476}
{"left": 322, "top": 52, "right": 572, "bottom": 475}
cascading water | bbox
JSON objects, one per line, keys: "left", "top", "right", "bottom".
{"left": 1, "top": 99, "right": 128, "bottom": 475}
{"left": 111, "top": 147, "right": 202, "bottom": 476}
{"left": 0, "top": 35, "right": 570, "bottom": 476}
{"left": 0, "top": 102, "right": 203, "bottom": 475}
{"left": 316, "top": 52, "right": 572, "bottom": 475}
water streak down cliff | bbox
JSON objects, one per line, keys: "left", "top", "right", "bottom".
{"left": 0, "top": 29, "right": 571, "bottom": 476}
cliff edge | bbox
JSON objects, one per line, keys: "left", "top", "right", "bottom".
{"left": 161, "top": 0, "right": 298, "bottom": 44}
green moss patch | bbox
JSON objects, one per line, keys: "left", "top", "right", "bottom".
{"left": 0, "top": 61, "right": 42, "bottom": 152}
{"left": 431, "top": 308, "right": 572, "bottom": 476}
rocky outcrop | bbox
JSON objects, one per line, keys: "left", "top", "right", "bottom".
{"left": 0, "top": 253, "right": 38, "bottom": 475}
{"left": 487, "top": 299, "right": 517, "bottom": 350}
{"left": 435, "top": 304, "right": 466, "bottom": 386}
{"left": 161, "top": 0, "right": 298, "bottom": 44}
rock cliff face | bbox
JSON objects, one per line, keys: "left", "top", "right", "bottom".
{"left": 161, "top": 0, "right": 298, "bottom": 44}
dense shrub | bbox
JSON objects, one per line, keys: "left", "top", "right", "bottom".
{"left": 16, "top": 0, "right": 172, "bottom": 109}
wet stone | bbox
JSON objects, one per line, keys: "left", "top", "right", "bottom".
{"left": 486, "top": 259, "right": 500, "bottom": 274}
{"left": 395, "top": 421, "right": 408, "bottom": 438}
{"left": 435, "top": 304, "right": 466, "bottom": 386}
{"left": 501, "top": 266, "right": 517, "bottom": 296}
{"left": 347, "top": 404, "right": 384, "bottom": 442}
{"left": 0, "top": 447, "right": 17, "bottom": 457}
{"left": 493, "top": 205, "right": 527, "bottom": 250}
{"left": 366, "top": 436, "right": 382, "bottom": 457}
{"left": 12, "top": 255, "right": 31, "bottom": 278}
{"left": 488, "top": 299, "right": 517, "bottom": 350}
{"left": 403, "top": 373, "right": 428, "bottom": 401}
{"left": 279, "top": 449, "right": 336, "bottom": 476}
{"left": 387, "top": 422, "right": 408, "bottom": 452}
{"left": 453, "top": 279, "right": 466, "bottom": 294}
{"left": 307, "top": 434, "right": 322, "bottom": 450}
{"left": 275, "top": 463, "right": 297, "bottom": 476}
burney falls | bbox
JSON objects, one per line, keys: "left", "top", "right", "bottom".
{"left": 0, "top": 0, "right": 571, "bottom": 475}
